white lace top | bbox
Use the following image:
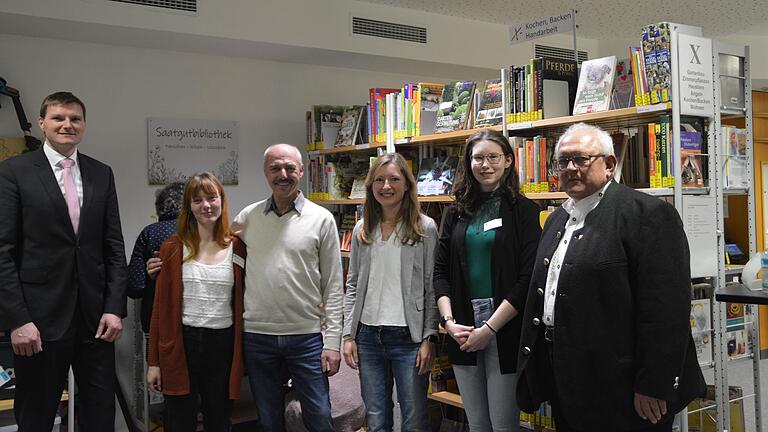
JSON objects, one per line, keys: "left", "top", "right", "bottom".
{"left": 181, "top": 244, "right": 234, "bottom": 329}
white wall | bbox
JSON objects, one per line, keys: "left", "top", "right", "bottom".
{"left": 0, "top": 33, "right": 481, "bottom": 243}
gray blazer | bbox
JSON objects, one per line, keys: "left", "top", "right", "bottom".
{"left": 343, "top": 214, "right": 439, "bottom": 343}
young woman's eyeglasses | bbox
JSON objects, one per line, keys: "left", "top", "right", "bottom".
{"left": 471, "top": 153, "right": 504, "bottom": 164}
{"left": 554, "top": 155, "right": 604, "bottom": 170}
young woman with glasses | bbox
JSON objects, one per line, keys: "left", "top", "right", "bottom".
{"left": 434, "top": 129, "right": 541, "bottom": 431}
{"left": 342, "top": 153, "right": 439, "bottom": 432}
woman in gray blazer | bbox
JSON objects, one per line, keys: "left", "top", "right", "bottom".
{"left": 342, "top": 153, "right": 439, "bottom": 432}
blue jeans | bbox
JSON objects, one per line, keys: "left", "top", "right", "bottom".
{"left": 243, "top": 332, "right": 333, "bottom": 432}
{"left": 356, "top": 324, "right": 429, "bottom": 432}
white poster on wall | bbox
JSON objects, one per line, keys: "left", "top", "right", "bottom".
{"left": 677, "top": 34, "right": 714, "bottom": 118}
{"left": 147, "top": 118, "right": 239, "bottom": 185}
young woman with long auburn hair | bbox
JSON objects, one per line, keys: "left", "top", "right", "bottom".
{"left": 147, "top": 172, "right": 245, "bottom": 431}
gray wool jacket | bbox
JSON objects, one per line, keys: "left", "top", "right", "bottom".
{"left": 343, "top": 214, "right": 439, "bottom": 343}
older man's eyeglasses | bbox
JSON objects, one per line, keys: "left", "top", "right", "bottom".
{"left": 554, "top": 155, "right": 604, "bottom": 170}
{"left": 471, "top": 153, "right": 504, "bottom": 164}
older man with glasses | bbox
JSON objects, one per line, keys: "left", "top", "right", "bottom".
{"left": 516, "top": 123, "right": 705, "bottom": 432}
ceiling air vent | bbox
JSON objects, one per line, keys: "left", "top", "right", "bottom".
{"left": 352, "top": 17, "right": 427, "bottom": 44}
{"left": 107, "top": 0, "right": 196, "bottom": 12}
{"left": 535, "top": 44, "right": 588, "bottom": 64}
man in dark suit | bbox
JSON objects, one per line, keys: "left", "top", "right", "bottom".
{"left": 0, "top": 91, "right": 127, "bottom": 431}
{"left": 516, "top": 123, "right": 705, "bottom": 431}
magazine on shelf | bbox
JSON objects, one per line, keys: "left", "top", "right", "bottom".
{"left": 416, "top": 156, "right": 458, "bottom": 195}
{"left": 417, "top": 82, "right": 445, "bottom": 136}
{"left": 435, "top": 81, "right": 475, "bottom": 133}
{"left": 681, "top": 128, "right": 704, "bottom": 187}
{"left": 475, "top": 79, "right": 504, "bottom": 127}
{"left": 723, "top": 125, "right": 749, "bottom": 189}
{"left": 572, "top": 56, "right": 617, "bottom": 115}
{"left": 313, "top": 105, "right": 346, "bottom": 149}
{"left": 610, "top": 58, "right": 635, "bottom": 109}
{"left": 690, "top": 298, "right": 712, "bottom": 366}
{"left": 334, "top": 106, "right": 365, "bottom": 147}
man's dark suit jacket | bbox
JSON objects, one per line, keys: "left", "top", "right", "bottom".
{"left": 0, "top": 148, "right": 127, "bottom": 341}
{"left": 516, "top": 181, "right": 706, "bottom": 430}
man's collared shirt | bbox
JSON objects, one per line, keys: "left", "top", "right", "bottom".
{"left": 43, "top": 142, "right": 83, "bottom": 205}
{"left": 264, "top": 191, "right": 306, "bottom": 217}
{"left": 543, "top": 181, "right": 612, "bottom": 326}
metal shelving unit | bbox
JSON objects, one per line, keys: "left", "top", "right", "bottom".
{"left": 711, "top": 41, "right": 762, "bottom": 432}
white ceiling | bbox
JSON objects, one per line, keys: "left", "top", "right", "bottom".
{"left": 357, "top": 0, "right": 768, "bottom": 39}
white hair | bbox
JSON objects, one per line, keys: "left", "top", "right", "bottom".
{"left": 554, "top": 123, "right": 615, "bottom": 158}
{"left": 263, "top": 143, "right": 304, "bottom": 166}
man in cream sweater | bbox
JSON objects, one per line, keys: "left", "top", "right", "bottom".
{"left": 233, "top": 143, "right": 344, "bottom": 432}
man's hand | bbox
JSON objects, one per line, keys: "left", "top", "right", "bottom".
{"left": 11, "top": 322, "right": 42, "bottom": 356}
{"left": 342, "top": 340, "right": 358, "bottom": 370}
{"left": 147, "top": 366, "right": 162, "bottom": 394}
{"left": 321, "top": 349, "right": 341, "bottom": 377}
{"left": 95, "top": 313, "right": 123, "bottom": 342}
{"left": 460, "top": 324, "right": 494, "bottom": 352}
{"left": 146, "top": 257, "right": 163, "bottom": 280}
{"left": 634, "top": 392, "right": 667, "bottom": 424}
{"left": 416, "top": 339, "right": 435, "bottom": 375}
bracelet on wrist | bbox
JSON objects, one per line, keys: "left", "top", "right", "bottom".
{"left": 484, "top": 322, "right": 498, "bottom": 334}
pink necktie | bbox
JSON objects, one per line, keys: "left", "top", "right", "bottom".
{"left": 60, "top": 158, "right": 80, "bottom": 234}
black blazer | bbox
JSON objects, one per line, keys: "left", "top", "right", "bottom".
{"left": 516, "top": 182, "right": 706, "bottom": 430}
{"left": 434, "top": 192, "right": 541, "bottom": 373}
{"left": 0, "top": 148, "right": 127, "bottom": 341}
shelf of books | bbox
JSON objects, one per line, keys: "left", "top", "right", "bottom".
{"left": 304, "top": 20, "right": 759, "bottom": 432}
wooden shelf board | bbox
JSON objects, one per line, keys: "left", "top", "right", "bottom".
{"left": 309, "top": 104, "right": 672, "bottom": 158}
{"left": 0, "top": 392, "right": 68, "bottom": 412}
{"left": 524, "top": 191, "right": 567, "bottom": 200}
{"left": 314, "top": 198, "right": 364, "bottom": 205}
{"left": 428, "top": 391, "right": 463, "bottom": 408}
{"left": 417, "top": 195, "right": 455, "bottom": 203}
{"left": 314, "top": 196, "right": 454, "bottom": 205}
{"left": 311, "top": 142, "right": 386, "bottom": 155}
{"left": 407, "top": 126, "right": 502, "bottom": 145}
{"left": 315, "top": 187, "right": 687, "bottom": 205}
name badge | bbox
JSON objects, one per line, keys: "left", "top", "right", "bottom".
{"left": 233, "top": 254, "right": 245, "bottom": 269}
{"left": 484, "top": 218, "right": 502, "bottom": 232}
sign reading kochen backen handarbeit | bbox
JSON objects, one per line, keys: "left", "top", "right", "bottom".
{"left": 509, "top": 11, "right": 575, "bottom": 45}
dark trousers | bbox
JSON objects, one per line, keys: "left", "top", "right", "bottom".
{"left": 14, "top": 311, "right": 116, "bottom": 432}
{"left": 164, "top": 325, "right": 234, "bottom": 432}
{"left": 544, "top": 338, "right": 673, "bottom": 432}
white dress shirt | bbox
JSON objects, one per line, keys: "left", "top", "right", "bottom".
{"left": 43, "top": 142, "right": 83, "bottom": 206}
{"left": 543, "top": 181, "right": 612, "bottom": 325}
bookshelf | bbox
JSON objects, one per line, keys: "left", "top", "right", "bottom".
{"left": 306, "top": 25, "right": 760, "bottom": 432}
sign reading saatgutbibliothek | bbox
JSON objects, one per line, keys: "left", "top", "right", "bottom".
{"left": 509, "top": 11, "right": 574, "bottom": 45}
{"left": 677, "top": 34, "right": 714, "bottom": 118}
{"left": 147, "top": 118, "right": 239, "bottom": 185}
